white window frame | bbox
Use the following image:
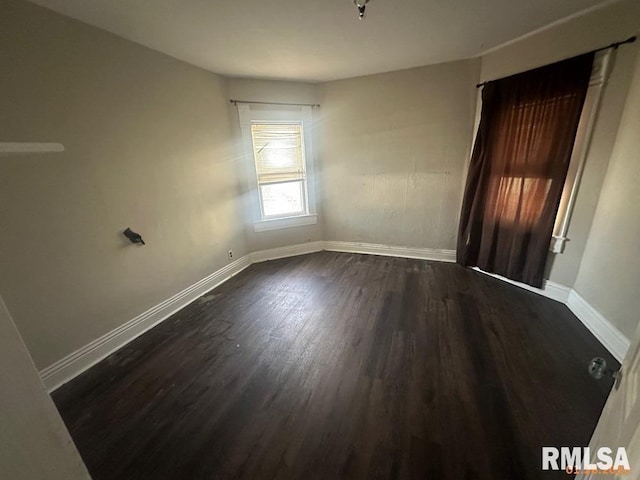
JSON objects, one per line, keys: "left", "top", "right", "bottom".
{"left": 237, "top": 104, "right": 317, "bottom": 233}
{"left": 551, "top": 49, "right": 613, "bottom": 253}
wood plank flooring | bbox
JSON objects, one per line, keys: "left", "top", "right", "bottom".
{"left": 53, "top": 252, "right": 617, "bottom": 479}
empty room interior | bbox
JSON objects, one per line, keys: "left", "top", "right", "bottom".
{"left": 2, "top": 0, "right": 640, "bottom": 478}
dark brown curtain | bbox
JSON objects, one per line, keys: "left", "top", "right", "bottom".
{"left": 457, "top": 53, "right": 594, "bottom": 287}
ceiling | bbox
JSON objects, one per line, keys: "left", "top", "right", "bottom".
{"left": 28, "top": 0, "right": 612, "bottom": 82}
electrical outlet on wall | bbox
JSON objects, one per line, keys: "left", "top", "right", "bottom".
{"left": 228, "top": 250, "right": 233, "bottom": 260}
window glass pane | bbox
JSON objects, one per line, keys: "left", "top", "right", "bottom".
{"left": 495, "top": 176, "right": 552, "bottom": 227}
{"left": 252, "top": 124, "right": 305, "bottom": 184}
{"left": 260, "top": 181, "right": 304, "bottom": 217}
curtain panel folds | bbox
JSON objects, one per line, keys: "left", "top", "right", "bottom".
{"left": 457, "top": 53, "right": 594, "bottom": 287}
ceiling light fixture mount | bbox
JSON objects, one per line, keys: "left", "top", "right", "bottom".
{"left": 353, "top": 0, "right": 369, "bottom": 20}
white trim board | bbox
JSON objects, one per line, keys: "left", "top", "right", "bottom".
{"left": 40, "top": 242, "right": 323, "bottom": 391}
{"left": 324, "top": 241, "right": 456, "bottom": 263}
{"left": 566, "top": 290, "right": 630, "bottom": 363}
{"left": 39, "top": 240, "right": 629, "bottom": 390}
{"left": 471, "top": 267, "right": 629, "bottom": 362}
{"left": 38, "top": 240, "right": 454, "bottom": 391}
{"left": 471, "top": 267, "right": 571, "bottom": 303}
{"left": 40, "top": 255, "right": 252, "bottom": 391}
{"left": 250, "top": 241, "right": 323, "bottom": 263}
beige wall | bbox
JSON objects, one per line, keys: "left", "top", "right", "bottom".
{"left": 480, "top": 0, "right": 640, "bottom": 286}
{"left": 318, "top": 59, "right": 480, "bottom": 250}
{"left": 225, "top": 78, "right": 324, "bottom": 252}
{"left": 573, "top": 51, "right": 640, "bottom": 340}
{"left": 0, "top": 0, "right": 246, "bottom": 369}
{"left": 3, "top": 0, "right": 640, "bottom": 374}
{"left": 0, "top": 297, "right": 90, "bottom": 479}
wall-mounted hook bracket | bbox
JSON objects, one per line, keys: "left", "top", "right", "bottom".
{"left": 123, "top": 228, "right": 145, "bottom": 245}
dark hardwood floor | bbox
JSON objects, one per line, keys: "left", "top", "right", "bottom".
{"left": 53, "top": 252, "right": 616, "bottom": 479}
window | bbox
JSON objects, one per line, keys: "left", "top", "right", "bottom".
{"left": 237, "top": 104, "right": 317, "bottom": 232}
{"left": 492, "top": 92, "right": 581, "bottom": 231}
{"left": 458, "top": 52, "right": 593, "bottom": 287}
{"left": 496, "top": 176, "right": 552, "bottom": 228}
{"left": 251, "top": 123, "right": 307, "bottom": 218}
{"left": 466, "top": 50, "right": 614, "bottom": 255}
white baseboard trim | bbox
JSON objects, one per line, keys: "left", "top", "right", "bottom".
{"left": 39, "top": 255, "right": 252, "bottom": 391}
{"left": 250, "top": 241, "right": 324, "bottom": 263}
{"left": 566, "top": 290, "right": 630, "bottom": 363}
{"left": 39, "top": 239, "right": 630, "bottom": 391}
{"left": 471, "top": 267, "right": 630, "bottom": 362}
{"left": 323, "top": 241, "right": 456, "bottom": 263}
{"left": 39, "top": 240, "right": 453, "bottom": 391}
{"left": 471, "top": 267, "right": 571, "bottom": 304}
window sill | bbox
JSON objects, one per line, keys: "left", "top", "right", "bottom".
{"left": 253, "top": 214, "right": 317, "bottom": 233}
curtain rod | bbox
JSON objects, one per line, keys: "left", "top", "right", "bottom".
{"left": 229, "top": 99, "right": 320, "bottom": 108}
{"left": 475, "top": 35, "right": 637, "bottom": 88}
